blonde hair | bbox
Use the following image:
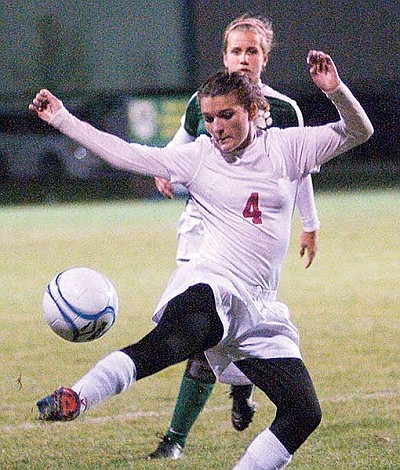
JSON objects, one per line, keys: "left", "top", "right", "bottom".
{"left": 222, "top": 13, "right": 274, "bottom": 57}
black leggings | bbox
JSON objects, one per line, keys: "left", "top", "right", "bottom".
{"left": 234, "top": 357, "right": 322, "bottom": 454}
{"left": 122, "top": 283, "right": 321, "bottom": 454}
{"left": 121, "top": 284, "right": 224, "bottom": 379}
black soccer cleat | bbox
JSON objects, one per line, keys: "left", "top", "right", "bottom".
{"left": 147, "top": 436, "right": 183, "bottom": 460}
{"left": 230, "top": 384, "right": 256, "bottom": 431}
{"left": 37, "top": 387, "right": 82, "bottom": 421}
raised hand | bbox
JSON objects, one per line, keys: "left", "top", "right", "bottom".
{"left": 307, "top": 50, "right": 340, "bottom": 93}
{"left": 28, "top": 89, "right": 63, "bottom": 122}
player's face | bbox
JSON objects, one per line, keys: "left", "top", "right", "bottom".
{"left": 200, "top": 92, "right": 257, "bottom": 154}
{"left": 223, "top": 30, "right": 268, "bottom": 84}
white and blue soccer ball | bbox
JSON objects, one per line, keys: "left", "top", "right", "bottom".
{"left": 42, "top": 267, "right": 119, "bottom": 342}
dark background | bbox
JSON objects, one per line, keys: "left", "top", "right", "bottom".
{"left": 0, "top": 0, "right": 398, "bottom": 202}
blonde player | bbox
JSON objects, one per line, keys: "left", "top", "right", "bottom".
{"left": 31, "top": 50, "right": 373, "bottom": 469}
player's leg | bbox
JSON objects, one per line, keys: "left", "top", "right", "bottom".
{"left": 37, "top": 284, "right": 223, "bottom": 421}
{"left": 147, "top": 202, "right": 217, "bottom": 458}
{"left": 148, "top": 353, "right": 215, "bottom": 459}
{"left": 148, "top": 352, "right": 216, "bottom": 459}
{"left": 230, "top": 383, "right": 256, "bottom": 431}
{"left": 232, "top": 357, "right": 322, "bottom": 469}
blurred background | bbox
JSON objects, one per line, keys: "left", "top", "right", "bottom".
{"left": 0, "top": 0, "right": 398, "bottom": 203}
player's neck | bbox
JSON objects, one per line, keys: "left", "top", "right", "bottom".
{"left": 220, "top": 128, "right": 256, "bottom": 161}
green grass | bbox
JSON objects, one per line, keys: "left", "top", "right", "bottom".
{"left": 1, "top": 189, "right": 399, "bottom": 469}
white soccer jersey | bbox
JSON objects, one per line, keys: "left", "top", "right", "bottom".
{"left": 50, "top": 82, "right": 370, "bottom": 289}
{"left": 169, "top": 82, "right": 313, "bottom": 266}
{"left": 50, "top": 82, "right": 372, "bottom": 379}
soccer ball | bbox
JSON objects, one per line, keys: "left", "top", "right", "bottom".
{"left": 42, "top": 267, "right": 119, "bottom": 342}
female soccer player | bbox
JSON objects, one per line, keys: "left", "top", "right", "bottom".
{"left": 30, "top": 50, "right": 373, "bottom": 469}
{"left": 151, "top": 15, "right": 321, "bottom": 458}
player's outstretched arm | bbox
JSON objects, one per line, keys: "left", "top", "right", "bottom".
{"left": 307, "top": 50, "right": 340, "bottom": 92}
{"left": 28, "top": 89, "right": 63, "bottom": 122}
{"left": 305, "top": 50, "right": 373, "bottom": 164}
{"left": 28, "top": 89, "right": 175, "bottom": 180}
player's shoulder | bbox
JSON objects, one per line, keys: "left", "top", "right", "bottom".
{"left": 186, "top": 91, "right": 200, "bottom": 110}
{"left": 261, "top": 84, "right": 298, "bottom": 106}
{"left": 184, "top": 92, "right": 207, "bottom": 138}
{"left": 261, "top": 83, "right": 304, "bottom": 128}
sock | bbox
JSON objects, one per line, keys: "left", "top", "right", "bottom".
{"left": 232, "top": 429, "right": 292, "bottom": 470}
{"left": 166, "top": 376, "right": 214, "bottom": 447}
{"left": 72, "top": 351, "right": 136, "bottom": 412}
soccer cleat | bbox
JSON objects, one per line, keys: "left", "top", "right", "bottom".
{"left": 37, "top": 387, "right": 82, "bottom": 421}
{"left": 230, "top": 384, "right": 256, "bottom": 431}
{"left": 147, "top": 436, "right": 183, "bottom": 460}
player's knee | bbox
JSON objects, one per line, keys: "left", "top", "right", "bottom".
{"left": 307, "top": 398, "right": 322, "bottom": 433}
{"left": 272, "top": 395, "right": 322, "bottom": 454}
{"left": 294, "top": 397, "right": 322, "bottom": 450}
{"left": 293, "top": 393, "right": 322, "bottom": 436}
{"left": 184, "top": 357, "right": 216, "bottom": 384}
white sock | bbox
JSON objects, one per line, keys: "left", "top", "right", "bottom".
{"left": 72, "top": 351, "right": 136, "bottom": 412}
{"left": 233, "top": 429, "right": 292, "bottom": 470}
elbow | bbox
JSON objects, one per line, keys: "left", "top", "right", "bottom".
{"left": 354, "top": 120, "right": 374, "bottom": 145}
{"left": 363, "top": 120, "right": 374, "bottom": 142}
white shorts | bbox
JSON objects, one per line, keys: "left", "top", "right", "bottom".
{"left": 152, "top": 259, "right": 301, "bottom": 384}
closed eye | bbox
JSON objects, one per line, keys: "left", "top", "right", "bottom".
{"left": 203, "top": 110, "right": 235, "bottom": 123}
{"left": 219, "top": 110, "right": 235, "bottom": 120}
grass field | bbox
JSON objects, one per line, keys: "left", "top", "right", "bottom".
{"left": 1, "top": 188, "right": 399, "bottom": 469}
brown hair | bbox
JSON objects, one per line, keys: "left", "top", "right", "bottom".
{"left": 198, "top": 71, "right": 270, "bottom": 115}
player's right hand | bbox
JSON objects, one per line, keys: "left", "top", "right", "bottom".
{"left": 155, "top": 177, "right": 175, "bottom": 199}
{"left": 28, "top": 89, "right": 63, "bottom": 122}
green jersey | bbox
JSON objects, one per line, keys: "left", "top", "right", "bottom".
{"left": 183, "top": 83, "right": 303, "bottom": 138}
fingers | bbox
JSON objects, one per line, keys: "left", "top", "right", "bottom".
{"left": 154, "top": 177, "right": 174, "bottom": 199}
{"left": 28, "top": 89, "right": 51, "bottom": 113}
{"left": 300, "top": 245, "right": 315, "bottom": 269}
{"left": 307, "top": 50, "right": 331, "bottom": 66}
{"left": 299, "top": 230, "right": 318, "bottom": 269}
{"left": 307, "top": 50, "right": 340, "bottom": 92}
{"left": 307, "top": 50, "right": 333, "bottom": 76}
{"left": 305, "top": 252, "right": 315, "bottom": 269}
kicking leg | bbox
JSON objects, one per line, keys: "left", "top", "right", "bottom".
{"left": 37, "top": 284, "right": 223, "bottom": 421}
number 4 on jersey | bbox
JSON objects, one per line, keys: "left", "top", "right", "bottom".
{"left": 242, "top": 192, "right": 262, "bottom": 224}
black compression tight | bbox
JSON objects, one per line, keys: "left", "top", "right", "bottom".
{"left": 121, "top": 283, "right": 321, "bottom": 454}
{"left": 234, "top": 357, "right": 322, "bottom": 454}
{"left": 121, "top": 284, "right": 224, "bottom": 380}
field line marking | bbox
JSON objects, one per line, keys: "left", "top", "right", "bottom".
{"left": 2, "top": 390, "right": 397, "bottom": 433}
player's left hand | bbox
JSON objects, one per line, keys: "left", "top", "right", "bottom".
{"left": 299, "top": 230, "right": 318, "bottom": 269}
{"left": 307, "top": 50, "right": 340, "bottom": 93}
{"left": 155, "top": 177, "right": 175, "bottom": 199}
{"left": 28, "top": 89, "right": 63, "bottom": 123}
